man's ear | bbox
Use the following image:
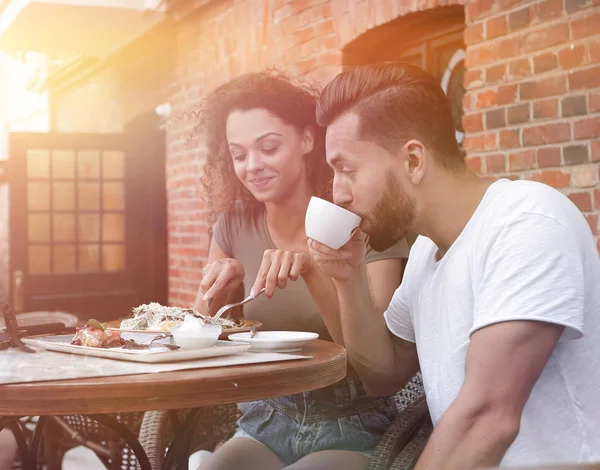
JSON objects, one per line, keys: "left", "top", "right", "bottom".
{"left": 402, "top": 140, "right": 426, "bottom": 185}
{"left": 301, "top": 127, "right": 315, "bottom": 155}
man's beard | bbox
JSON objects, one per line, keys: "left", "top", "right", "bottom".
{"left": 364, "top": 172, "right": 415, "bottom": 252}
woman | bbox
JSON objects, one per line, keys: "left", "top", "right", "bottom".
{"left": 193, "top": 71, "right": 409, "bottom": 470}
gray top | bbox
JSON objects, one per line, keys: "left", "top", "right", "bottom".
{"left": 213, "top": 203, "right": 409, "bottom": 340}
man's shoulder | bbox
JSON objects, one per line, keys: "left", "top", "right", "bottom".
{"left": 481, "top": 179, "right": 588, "bottom": 238}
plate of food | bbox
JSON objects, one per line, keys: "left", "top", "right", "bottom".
{"left": 23, "top": 319, "right": 251, "bottom": 363}
{"left": 107, "top": 303, "right": 262, "bottom": 338}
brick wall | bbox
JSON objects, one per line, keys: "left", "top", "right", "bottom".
{"left": 166, "top": 0, "right": 599, "bottom": 306}
{"left": 461, "top": 0, "right": 600, "bottom": 251}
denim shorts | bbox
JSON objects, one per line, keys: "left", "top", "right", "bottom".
{"left": 233, "top": 376, "right": 399, "bottom": 465}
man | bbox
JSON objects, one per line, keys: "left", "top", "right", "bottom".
{"left": 308, "top": 63, "right": 600, "bottom": 469}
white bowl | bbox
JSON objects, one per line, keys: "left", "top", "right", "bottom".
{"left": 171, "top": 325, "right": 222, "bottom": 349}
{"left": 228, "top": 331, "right": 319, "bottom": 352}
{"left": 305, "top": 196, "right": 362, "bottom": 250}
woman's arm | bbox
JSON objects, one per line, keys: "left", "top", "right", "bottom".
{"left": 193, "top": 238, "right": 245, "bottom": 317}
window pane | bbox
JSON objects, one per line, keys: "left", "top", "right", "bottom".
{"left": 52, "top": 150, "right": 75, "bottom": 179}
{"left": 53, "top": 182, "right": 75, "bottom": 211}
{"left": 28, "top": 214, "right": 50, "bottom": 242}
{"left": 79, "top": 244, "right": 100, "bottom": 272}
{"left": 53, "top": 213, "right": 75, "bottom": 242}
{"left": 103, "top": 182, "right": 125, "bottom": 211}
{"left": 78, "top": 182, "right": 100, "bottom": 211}
{"left": 53, "top": 245, "right": 76, "bottom": 273}
{"left": 29, "top": 245, "right": 50, "bottom": 274}
{"left": 78, "top": 150, "right": 100, "bottom": 179}
{"left": 102, "top": 151, "right": 124, "bottom": 179}
{"left": 27, "top": 149, "right": 50, "bottom": 178}
{"left": 28, "top": 182, "right": 50, "bottom": 210}
{"left": 79, "top": 213, "right": 100, "bottom": 242}
{"left": 102, "top": 213, "right": 124, "bottom": 242}
{"left": 102, "top": 244, "right": 125, "bottom": 272}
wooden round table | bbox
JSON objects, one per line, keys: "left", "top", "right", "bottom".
{"left": 0, "top": 340, "right": 346, "bottom": 469}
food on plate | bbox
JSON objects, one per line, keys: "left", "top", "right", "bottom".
{"left": 119, "top": 302, "right": 237, "bottom": 331}
{"left": 71, "top": 320, "right": 122, "bottom": 348}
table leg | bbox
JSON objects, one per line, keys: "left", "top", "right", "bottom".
{"left": 161, "top": 408, "right": 201, "bottom": 470}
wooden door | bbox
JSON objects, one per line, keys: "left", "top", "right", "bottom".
{"left": 8, "top": 113, "right": 167, "bottom": 321}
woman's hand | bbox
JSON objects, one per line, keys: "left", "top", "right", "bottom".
{"left": 307, "top": 229, "right": 367, "bottom": 282}
{"left": 198, "top": 258, "right": 245, "bottom": 302}
{"left": 250, "top": 249, "right": 313, "bottom": 298}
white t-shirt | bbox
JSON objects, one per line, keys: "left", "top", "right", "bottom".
{"left": 384, "top": 179, "right": 600, "bottom": 467}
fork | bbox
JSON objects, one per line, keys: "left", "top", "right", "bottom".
{"left": 211, "top": 288, "right": 266, "bottom": 323}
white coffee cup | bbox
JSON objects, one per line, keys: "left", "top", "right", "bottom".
{"left": 305, "top": 196, "right": 362, "bottom": 250}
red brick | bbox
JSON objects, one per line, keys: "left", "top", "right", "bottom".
{"left": 562, "top": 95, "right": 588, "bottom": 117}
{"left": 486, "top": 108, "right": 506, "bottom": 129}
{"left": 498, "top": 36, "right": 522, "bottom": 59}
{"left": 463, "top": 134, "right": 487, "bottom": 151}
{"left": 499, "top": 129, "right": 520, "bottom": 148}
{"left": 486, "top": 153, "right": 506, "bottom": 173}
{"left": 566, "top": 0, "right": 593, "bottom": 12}
{"left": 497, "top": 84, "right": 518, "bottom": 105}
{"left": 530, "top": 169, "right": 571, "bottom": 189}
{"left": 465, "top": 23, "right": 485, "bottom": 45}
{"left": 574, "top": 117, "right": 600, "bottom": 140}
{"left": 522, "top": 22, "right": 569, "bottom": 53}
{"left": 464, "top": 69, "right": 484, "bottom": 89}
{"left": 520, "top": 76, "right": 567, "bottom": 100}
{"left": 572, "top": 11, "right": 600, "bottom": 40}
{"left": 593, "top": 141, "right": 600, "bottom": 162}
{"left": 463, "top": 112, "right": 484, "bottom": 132}
{"left": 475, "top": 90, "right": 497, "bottom": 108}
{"left": 563, "top": 144, "right": 589, "bottom": 166}
{"left": 486, "top": 64, "right": 506, "bottom": 83}
{"left": 590, "top": 39, "right": 600, "bottom": 64}
{"left": 485, "top": 132, "right": 498, "bottom": 150}
{"left": 463, "top": 93, "right": 473, "bottom": 111}
{"left": 590, "top": 93, "right": 600, "bottom": 113}
{"left": 509, "top": 149, "right": 536, "bottom": 171}
{"left": 531, "top": 0, "right": 564, "bottom": 21}
{"left": 572, "top": 165, "right": 598, "bottom": 188}
{"left": 594, "top": 188, "right": 600, "bottom": 210}
{"left": 533, "top": 52, "right": 558, "bottom": 74}
{"left": 569, "top": 65, "right": 600, "bottom": 91}
{"left": 466, "top": 155, "right": 482, "bottom": 173}
{"left": 508, "top": 7, "right": 530, "bottom": 30}
{"left": 533, "top": 98, "right": 559, "bottom": 119}
{"left": 568, "top": 191, "right": 592, "bottom": 212}
{"left": 486, "top": 15, "right": 507, "bottom": 39}
{"left": 537, "top": 147, "right": 562, "bottom": 167}
{"left": 507, "top": 104, "right": 530, "bottom": 125}
{"left": 509, "top": 58, "right": 532, "bottom": 79}
{"left": 558, "top": 44, "right": 587, "bottom": 69}
{"left": 523, "top": 123, "right": 570, "bottom": 145}
{"left": 466, "top": 43, "right": 499, "bottom": 68}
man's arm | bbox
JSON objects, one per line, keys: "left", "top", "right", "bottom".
{"left": 414, "top": 320, "right": 563, "bottom": 470}
{"left": 333, "top": 263, "right": 419, "bottom": 396}
{"left": 303, "top": 256, "right": 404, "bottom": 347}
{"left": 308, "top": 232, "right": 419, "bottom": 396}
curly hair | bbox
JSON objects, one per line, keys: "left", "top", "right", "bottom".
{"left": 195, "top": 70, "right": 332, "bottom": 224}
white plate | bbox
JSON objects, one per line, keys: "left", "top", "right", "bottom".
{"left": 228, "top": 331, "right": 319, "bottom": 352}
{"left": 23, "top": 335, "right": 251, "bottom": 363}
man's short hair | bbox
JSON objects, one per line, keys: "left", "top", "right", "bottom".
{"left": 316, "top": 62, "right": 463, "bottom": 170}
